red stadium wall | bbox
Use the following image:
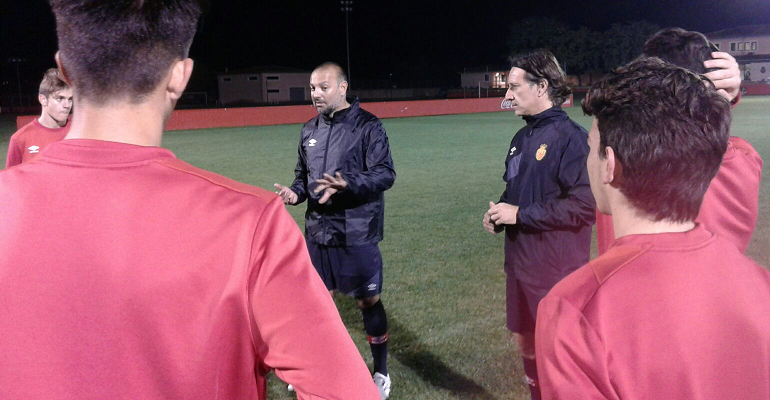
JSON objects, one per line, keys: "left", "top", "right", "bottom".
{"left": 743, "top": 83, "right": 770, "bottom": 96}
{"left": 16, "top": 96, "right": 574, "bottom": 131}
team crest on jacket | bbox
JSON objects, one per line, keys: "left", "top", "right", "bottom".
{"left": 535, "top": 144, "right": 547, "bottom": 161}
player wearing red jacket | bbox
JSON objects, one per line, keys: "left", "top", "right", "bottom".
{"left": 0, "top": 1, "right": 380, "bottom": 399}
{"left": 536, "top": 58, "right": 770, "bottom": 399}
{"left": 595, "top": 28, "right": 761, "bottom": 255}
{"left": 6, "top": 68, "right": 72, "bottom": 168}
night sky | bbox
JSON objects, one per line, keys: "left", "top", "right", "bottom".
{"left": 2, "top": 0, "right": 770, "bottom": 95}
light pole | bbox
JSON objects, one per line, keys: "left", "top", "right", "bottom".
{"left": 340, "top": 1, "right": 352, "bottom": 85}
{"left": 8, "top": 57, "right": 26, "bottom": 108}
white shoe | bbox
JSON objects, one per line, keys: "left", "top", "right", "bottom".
{"left": 373, "top": 372, "right": 391, "bottom": 399}
{"left": 287, "top": 384, "right": 294, "bottom": 392}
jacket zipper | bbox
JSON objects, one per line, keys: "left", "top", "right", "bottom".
{"left": 320, "top": 119, "right": 333, "bottom": 243}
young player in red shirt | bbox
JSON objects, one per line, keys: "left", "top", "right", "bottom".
{"left": 6, "top": 68, "right": 73, "bottom": 167}
{"left": 536, "top": 58, "right": 770, "bottom": 399}
{"left": 0, "top": 1, "right": 380, "bottom": 399}
{"left": 595, "top": 28, "right": 762, "bottom": 255}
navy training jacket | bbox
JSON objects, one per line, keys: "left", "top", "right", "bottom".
{"left": 290, "top": 99, "right": 396, "bottom": 247}
{"left": 500, "top": 107, "right": 596, "bottom": 287}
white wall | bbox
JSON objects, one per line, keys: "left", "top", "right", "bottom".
{"left": 711, "top": 36, "right": 770, "bottom": 56}
{"left": 218, "top": 72, "right": 311, "bottom": 105}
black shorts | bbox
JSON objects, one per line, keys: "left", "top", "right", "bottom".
{"left": 506, "top": 272, "right": 552, "bottom": 335}
{"left": 306, "top": 240, "right": 383, "bottom": 298}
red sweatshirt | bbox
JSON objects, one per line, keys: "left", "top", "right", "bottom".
{"left": 537, "top": 225, "right": 770, "bottom": 400}
{"left": 596, "top": 136, "right": 763, "bottom": 254}
{"left": 6, "top": 118, "right": 70, "bottom": 168}
{"left": 0, "top": 139, "right": 380, "bottom": 400}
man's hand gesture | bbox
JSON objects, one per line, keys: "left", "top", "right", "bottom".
{"left": 273, "top": 183, "right": 299, "bottom": 205}
{"left": 705, "top": 51, "right": 741, "bottom": 102}
{"left": 314, "top": 172, "right": 348, "bottom": 205}
{"left": 484, "top": 201, "right": 518, "bottom": 234}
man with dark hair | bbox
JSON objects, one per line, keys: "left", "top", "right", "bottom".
{"left": 536, "top": 57, "right": 770, "bottom": 399}
{"left": 6, "top": 68, "right": 73, "bottom": 167}
{"left": 274, "top": 61, "right": 396, "bottom": 399}
{"left": 482, "top": 49, "right": 595, "bottom": 400}
{"left": 0, "top": 1, "right": 380, "bottom": 399}
{"left": 595, "top": 27, "right": 761, "bottom": 255}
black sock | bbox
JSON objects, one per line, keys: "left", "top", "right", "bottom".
{"left": 522, "top": 357, "right": 541, "bottom": 400}
{"left": 362, "top": 300, "right": 388, "bottom": 376}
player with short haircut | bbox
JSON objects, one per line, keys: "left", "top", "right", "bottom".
{"left": 0, "top": 1, "right": 380, "bottom": 399}
{"left": 274, "top": 61, "right": 396, "bottom": 399}
{"left": 536, "top": 57, "right": 770, "bottom": 399}
{"left": 483, "top": 50, "right": 595, "bottom": 400}
{"left": 6, "top": 68, "right": 73, "bottom": 167}
{"left": 595, "top": 27, "right": 761, "bottom": 255}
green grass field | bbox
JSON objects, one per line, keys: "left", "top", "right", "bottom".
{"left": 1, "top": 97, "right": 768, "bottom": 399}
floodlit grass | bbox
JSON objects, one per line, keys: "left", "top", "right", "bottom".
{"left": 0, "top": 97, "right": 767, "bottom": 399}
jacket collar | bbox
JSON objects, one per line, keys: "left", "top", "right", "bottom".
{"left": 522, "top": 106, "right": 565, "bottom": 127}
{"left": 321, "top": 97, "right": 359, "bottom": 124}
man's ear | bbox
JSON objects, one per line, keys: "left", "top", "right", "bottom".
{"left": 54, "top": 52, "right": 73, "bottom": 87}
{"left": 38, "top": 94, "right": 48, "bottom": 107}
{"left": 167, "top": 58, "right": 194, "bottom": 101}
{"left": 604, "top": 146, "right": 625, "bottom": 187}
{"left": 538, "top": 79, "right": 549, "bottom": 97}
{"left": 339, "top": 80, "right": 348, "bottom": 96}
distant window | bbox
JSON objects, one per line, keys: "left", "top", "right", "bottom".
{"left": 751, "top": 42, "right": 758, "bottom": 51}
{"left": 738, "top": 42, "right": 746, "bottom": 51}
{"left": 731, "top": 42, "right": 736, "bottom": 51}
{"left": 266, "top": 76, "right": 280, "bottom": 81}
{"left": 267, "top": 89, "right": 280, "bottom": 93}
{"left": 484, "top": 74, "right": 489, "bottom": 82}
{"left": 223, "top": 77, "right": 232, "bottom": 82}
{"left": 713, "top": 43, "right": 720, "bottom": 50}
{"left": 248, "top": 76, "right": 259, "bottom": 81}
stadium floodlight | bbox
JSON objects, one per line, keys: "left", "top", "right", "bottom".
{"left": 340, "top": 1, "right": 352, "bottom": 85}
{"left": 7, "top": 57, "right": 27, "bottom": 108}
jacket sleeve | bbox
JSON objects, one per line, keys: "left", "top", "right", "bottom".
{"left": 289, "top": 131, "right": 309, "bottom": 205}
{"left": 516, "top": 129, "right": 596, "bottom": 230}
{"left": 342, "top": 120, "right": 396, "bottom": 199}
{"left": 6, "top": 135, "right": 22, "bottom": 168}
{"left": 248, "top": 197, "right": 381, "bottom": 399}
{"left": 536, "top": 295, "right": 619, "bottom": 400}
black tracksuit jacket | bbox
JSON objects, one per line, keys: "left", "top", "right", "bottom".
{"left": 291, "top": 99, "right": 396, "bottom": 247}
{"left": 500, "top": 107, "right": 596, "bottom": 287}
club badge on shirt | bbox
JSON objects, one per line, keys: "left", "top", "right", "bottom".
{"left": 536, "top": 144, "right": 547, "bottom": 161}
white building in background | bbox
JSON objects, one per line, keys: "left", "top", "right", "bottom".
{"left": 460, "top": 66, "right": 509, "bottom": 89}
{"left": 708, "top": 25, "right": 770, "bottom": 83}
{"left": 217, "top": 66, "right": 311, "bottom": 105}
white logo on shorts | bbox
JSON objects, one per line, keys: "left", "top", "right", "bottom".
{"left": 367, "top": 283, "right": 377, "bottom": 291}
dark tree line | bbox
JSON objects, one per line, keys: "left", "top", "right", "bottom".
{"left": 507, "top": 18, "right": 660, "bottom": 86}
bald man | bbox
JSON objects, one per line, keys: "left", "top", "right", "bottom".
{"left": 274, "top": 62, "right": 396, "bottom": 399}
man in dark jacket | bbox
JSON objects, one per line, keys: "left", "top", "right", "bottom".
{"left": 274, "top": 62, "right": 396, "bottom": 399}
{"left": 483, "top": 50, "right": 595, "bottom": 400}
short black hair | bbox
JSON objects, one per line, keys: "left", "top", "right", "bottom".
{"left": 643, "top": 28, "right": 717, "bottom": 74}
{"left": 583, "top": 57, "right": 730, "bottom": 223}
{"left": 509, "top": 50, "right": 571, "bottom": 106}
{"left": 50, "top": 0, "right": 201, "bottom": 104}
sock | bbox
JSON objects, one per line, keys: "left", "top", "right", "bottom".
{"left": 522, "top": 357, "right": 541, "bottom": 400}
{"left": 362, "top": 300, "right": 388, "bottom": 376}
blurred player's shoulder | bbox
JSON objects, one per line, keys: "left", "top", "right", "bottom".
{"left": 10, "top": 120, "right": 39, "bottom": 140}
{"left": 727, "top": 136, "right": 762, "bottom": 164}
{"left": 545, "top": 243, "right": 650, "bottom": 308}
{"left": 158, "top": 157, "right": 278, "bottom": 204}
